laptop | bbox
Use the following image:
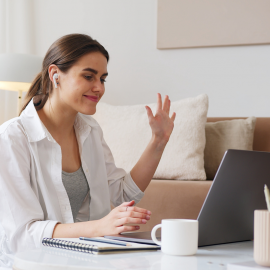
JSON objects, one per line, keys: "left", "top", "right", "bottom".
{"left": 105, "top": 149, "right": 270, "bottom": 246}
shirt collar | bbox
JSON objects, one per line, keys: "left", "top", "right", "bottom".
{"left": 20, "top": 98, "right": 99, "bottom": 143}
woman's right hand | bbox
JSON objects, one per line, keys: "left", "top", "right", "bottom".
{"left": 95, "top": 200, "right": 151, "bottom": 236}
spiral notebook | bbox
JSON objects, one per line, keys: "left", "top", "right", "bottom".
{"left": 42, "top": 237, "right": 160, "bottom": 255}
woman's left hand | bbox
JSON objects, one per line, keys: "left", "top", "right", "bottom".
{"left": 145, "top": 93, "right": 176, "bottom": 144}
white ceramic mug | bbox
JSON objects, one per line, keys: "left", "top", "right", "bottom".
{"left": 254, "top": 210, "right": 270, "bottom": 266}
{"left": 151, "top": 219, "right": 198, "bottom": 256}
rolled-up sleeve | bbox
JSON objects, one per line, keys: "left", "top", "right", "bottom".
{"left": 0, "top": 123, "right": 59, "bottom": 253}
{"left": 99, "top": 127, "right": 144, "bottom": 207}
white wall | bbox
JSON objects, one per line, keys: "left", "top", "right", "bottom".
{"left": 32, "top": 0, "right": 270, "bottom": 117}
{"left": 0, "top": 0, "right": 36, "bottom": 124}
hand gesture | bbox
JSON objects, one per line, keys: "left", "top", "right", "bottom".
{"left": 145, "top": 93, "right": 176, "bottom": 144}
{"left": 98, "top": 200, "right": 151, "bottom": 235}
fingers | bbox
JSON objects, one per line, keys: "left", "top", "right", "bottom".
{"left": 117, "top": 225, "right": 140, "bottom": 234}
{"left": 158, "top": 93, "right": 171, "bottom": 115}
{"left": 162, "top": 95, "right": 170, "bottom": 114}
{"left": 115, "top": 216, "right": 148, "bottom": 227}
{"left": 145, "top": 106, "right": 154, "bottom": 121}
{"left": 120, "top": 200, "right": 135, "bottom": 207}
{"left": 157, "top": 93, "right": 162, "bottom": 112}
{"left": 120, "top": 205, "right": 151, "bottom": 215}
{"left": 170, "top": 112, "right": 176, "bottom": 122}
{"left": 113, "top": 203, "right": 151, "bottom": 228}
{"left": 117, "top": 210, "right": 151, "bottom": 221}
{"left": 105, "top": 202, "right": 152, "bottom": 235}
{"left": 159, "top": 93, "right": 175, "bottom": 121}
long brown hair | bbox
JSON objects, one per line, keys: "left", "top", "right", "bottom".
{"left": 20, "top": 33, "right": 109, "bottom": 115}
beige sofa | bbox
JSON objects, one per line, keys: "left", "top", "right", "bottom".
{"left": 136, "top": 117, "right": 270, "bottom": 231}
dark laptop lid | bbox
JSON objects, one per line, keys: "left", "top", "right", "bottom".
{"left": 198, "top": 149, "right": 270, "bottom": 246}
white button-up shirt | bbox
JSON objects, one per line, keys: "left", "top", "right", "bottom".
{"left": 0, "top": 99, "right": 144, "bottom": 254}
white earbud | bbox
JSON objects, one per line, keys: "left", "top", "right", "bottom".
{"left": 53, "top": 73, "right": 59, "bottom": 88}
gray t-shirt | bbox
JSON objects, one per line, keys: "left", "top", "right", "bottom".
{"left": 62, "top": 166, "right": 90, "bottom": 222}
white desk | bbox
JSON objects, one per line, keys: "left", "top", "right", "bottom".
{"left": 13, "top": 241, "right": 255, "bottom": 270}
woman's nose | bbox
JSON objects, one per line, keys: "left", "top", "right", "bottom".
{"left": 93, "top": 80, "right": 104, "bottom": 92}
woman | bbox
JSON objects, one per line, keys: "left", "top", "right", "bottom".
{"left": 0, "top": 34, "right": 176, "bottom": 254}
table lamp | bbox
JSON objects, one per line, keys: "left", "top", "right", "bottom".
{"left": 0, "top": 53, "right": 43, "bottom": 115}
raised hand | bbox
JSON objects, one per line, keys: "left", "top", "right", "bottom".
{"left": 145, "top": 93, "right": 176, "bottom": 144}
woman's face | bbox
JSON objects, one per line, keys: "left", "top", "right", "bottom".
{"left": 53, "top": 51, "right": 108, "bottom": 115}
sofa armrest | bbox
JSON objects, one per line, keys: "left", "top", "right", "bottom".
{"left": 136, "top": 180, "right": 213, "bottom": 232}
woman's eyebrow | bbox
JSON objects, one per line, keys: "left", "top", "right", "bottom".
{"left": 82, "top": 67, "right": 108, "bottom": 76}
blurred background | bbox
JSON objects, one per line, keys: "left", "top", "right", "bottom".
{"left": 0, "top": 0, "right": 270, "bottom": 125}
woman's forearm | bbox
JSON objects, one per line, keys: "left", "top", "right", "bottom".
{"left": 130, "top": 94, "right": 175, "bottom": 192}
{"left": 52, "top": 220, "right": 100, "bottom": 238}
{"left": 52, "top": 201, "right": 152, "bottom": 238}
{"left": 130, "top": 135, "right": 167, "bottom": 192}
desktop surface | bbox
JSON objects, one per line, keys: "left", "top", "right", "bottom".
{"left": 13, "top": 240, "right": 255, "bottom": 270}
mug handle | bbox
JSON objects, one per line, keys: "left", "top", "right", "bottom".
{"left": 151, "top": 224, "right": 162, "bottom": 246}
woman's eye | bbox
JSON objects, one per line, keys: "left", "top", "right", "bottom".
{"left": 85, "top": 75, "right": 92, "bottom": 80}
{"left": 101, "top": 79, "right": 106, "bottom": 84}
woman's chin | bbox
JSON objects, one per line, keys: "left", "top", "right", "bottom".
{"left": 78, "top": 107, "right": 97, "bottom": 115}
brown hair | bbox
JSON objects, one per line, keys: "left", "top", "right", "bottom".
{"left": 20, "top": 33, "right": 109, "bottom": 115}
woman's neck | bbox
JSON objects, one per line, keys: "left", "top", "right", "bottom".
{"left": 37, "top": 96, "right": 77, "bottom": 143}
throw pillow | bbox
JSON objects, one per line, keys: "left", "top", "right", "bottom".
{"left": 92, "top": 94, "right": 209, "bottom": 180}
{"left": 204, "top": 117, "right": 256, "bottom": 180}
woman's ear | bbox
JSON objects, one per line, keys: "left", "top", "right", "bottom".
{"left": 48, "top": 64, "right": 59, "bottom": 88}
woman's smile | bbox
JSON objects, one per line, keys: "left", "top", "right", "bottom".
{"left": 83, "top": 95, "right": 99, "bottom": 102}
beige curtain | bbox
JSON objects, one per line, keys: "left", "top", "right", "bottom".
{"left": 0, "top": 0, "right": 35, "bottom": 125}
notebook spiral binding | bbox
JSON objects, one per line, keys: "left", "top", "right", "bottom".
{"left": 42, "top": 238, "right": 98, "bottom": 255}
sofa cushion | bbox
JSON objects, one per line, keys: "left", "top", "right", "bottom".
{"left": 204, "top": 117, "right": 256, "bottom": 180}
{"left": 92, "top": 94, "right": 209, "bottom": 180}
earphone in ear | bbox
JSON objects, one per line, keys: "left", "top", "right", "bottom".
{"left": 53, "top": 73, "right": 59, "bottom": 88}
